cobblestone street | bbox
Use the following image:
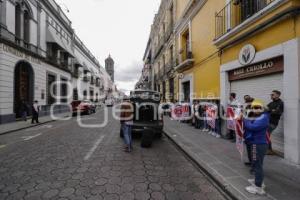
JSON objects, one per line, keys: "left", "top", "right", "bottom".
{"left": 0, "top": 109, "right": 226, "bottom": 200}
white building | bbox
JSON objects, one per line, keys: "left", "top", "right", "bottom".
{"left": 0, "top": 0, "right": 113, "bottom": 124}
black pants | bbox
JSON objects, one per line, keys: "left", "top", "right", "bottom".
{"left": 32, "top": 112, "right": 39, "bottom": 123}
{"left": 227, "top": 130, "right": 236, "bottom": 140}
{"left": 245, "top": 141, "right": 252, "bottom": 163}
{"left": 252, "top": 144, "right": 268, "bottom": 187}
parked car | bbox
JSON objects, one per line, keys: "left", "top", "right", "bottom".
{"left": 71, "top": 100, "right": 95, "bottom": 115}
{"left": 120, "top": 90, "right": 163, "bottom": 148}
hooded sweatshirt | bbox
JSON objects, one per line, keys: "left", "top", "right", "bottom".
{"left": 243, "top": 112, "right": 270, "bottom": 144}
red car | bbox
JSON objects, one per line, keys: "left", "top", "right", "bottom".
{"left": 71, "top": 100, "right": 95, "bottom": 115}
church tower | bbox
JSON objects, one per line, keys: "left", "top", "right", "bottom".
{"left": 105, "top": 55, "right": 114, "bottom": 82}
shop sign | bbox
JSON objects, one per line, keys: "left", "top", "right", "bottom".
{"left": 0, "top": 43, "right": 41, "bottom": 65}
{"left": 239, "top": 44, "right": 256, "bottom": 65}
{"left": 229, "top": 56, "right": 283, "bottom": 81}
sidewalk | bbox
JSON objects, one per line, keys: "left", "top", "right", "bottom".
{"left": 0, "top": 113, "right": 70, "bottom": 135}
{"left": 164, "top": 117, "right": 300, "bottom": 200}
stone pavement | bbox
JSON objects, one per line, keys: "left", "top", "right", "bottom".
{"left": 0, "top": 110, "right": 227, "bottom": 200}
{"left": 164, "top": 117, "right": 300, "bottom": 200}
{"left": 0, "top": 113, "right": 70, "bottom": 135}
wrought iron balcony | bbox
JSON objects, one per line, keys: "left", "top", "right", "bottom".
{"left": 215, "top": 0, "right": 276, "bottom": 39}
{"left": 175, "top": 51, "right": 194, "bottom": 72}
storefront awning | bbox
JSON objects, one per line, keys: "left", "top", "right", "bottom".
{"left": 46, "top": 28, "right": 75, "bottom": 57}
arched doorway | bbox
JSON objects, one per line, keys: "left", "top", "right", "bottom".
{"left": 14, "top": 61, "right": 34, "bottom": 118}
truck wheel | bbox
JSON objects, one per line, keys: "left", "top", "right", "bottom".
{"left": 156, "top": 131, "right": 163, "bottom": 139}
{"left": 141, "top": 129, "right": 153, "bottom": 148}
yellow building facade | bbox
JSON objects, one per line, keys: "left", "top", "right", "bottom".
{"left": 145, "top": 0, "right": 300, "bottom": 163}
{"left": 215, "top": 0, "right": 300, "bottom": 164}
{"left": 173, "top": 0, "right": 225, "bottom": 102}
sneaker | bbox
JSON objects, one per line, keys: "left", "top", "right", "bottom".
{"left": 245, "top": 185, "right": 266, "bottom": 195}
{"left": 216, "top": 134, "right": 221, "bottom": 138}
{"left": 248, "top": 179, "right": 266, "bottom": 189}
{"left": 212, "top": 132, "right": 216, "bottom": 137}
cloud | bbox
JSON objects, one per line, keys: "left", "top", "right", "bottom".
{"left": 114, "top": 60, "right": 143, "bottom": 94}
{"left": 115, "top": 61, "right": 143, "bottom": 82}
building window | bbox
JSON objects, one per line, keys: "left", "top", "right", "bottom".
{"left": 15, "top": 2, "right": 31, "bottom": 44}
{"left": 47, "top": 74, "right": 56, "bottom": 105}
{"left": 60, "top": 78, "right": 68, "bottom": 103}
{"left": 15, "top": 4, "right": 21, "bottom": 40}
{"left": 73, "top": 89, "right": 78, "bottom": 100}
{"left": 181, "top": 29, "right": 191, "bottom": 61}
{"left": 23, "top": 10, "right": 30, "bottom": 43}
{"left": 169, "top": 78, "right": 174, "bottom": 101}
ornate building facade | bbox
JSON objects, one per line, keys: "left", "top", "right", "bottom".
{"left": 0, "top": 0, "right": 114, "bottom": 124}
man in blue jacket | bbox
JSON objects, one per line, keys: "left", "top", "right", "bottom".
{"left": 244, "top": 99, "right": 269, "bottom": 195}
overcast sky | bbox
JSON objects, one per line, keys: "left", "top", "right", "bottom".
{"left": 59, "top": 0, "right": 160, "bottom": 94}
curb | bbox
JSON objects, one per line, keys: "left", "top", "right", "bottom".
{"left": 0, "top": 119, "right": 56, "bottom": 136}
{"left": 0, "top": 114, "right": 71, "bottom": 136}
{"left": 163, "top": 129, "right": 239, "bottom": 200}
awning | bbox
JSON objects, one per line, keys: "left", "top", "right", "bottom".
{"left": 46, "top": 28, "right": 75, "bottom": 57}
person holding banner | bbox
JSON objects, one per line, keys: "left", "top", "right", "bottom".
{"left": 227, "top": 93, "right": 241, "bottom": 142}
{"left": 244, "top": 99, "right": 269, "bottom": 195}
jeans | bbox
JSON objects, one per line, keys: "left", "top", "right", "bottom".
{"left": 252, "top": 144, "right": 268, "bottom": 187}
{"left": 203, "top": 114, "right": 208, "bottom": 130}
{"left": 122, "top": 124, "right": 132, "bottom": 149}
{"left": 213, "top": 118, "right": 221, "bottom": 135}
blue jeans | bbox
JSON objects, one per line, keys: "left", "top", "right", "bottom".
{"left": 252, "top": 144, "right": 268, "bottom": 187}
{"left": 122, "top": 124, "right": 132, "bottom": 148}
{"left": 213, "top": 118, "right": 221, "bottom": 135}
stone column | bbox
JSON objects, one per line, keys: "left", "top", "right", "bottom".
{"left": 283, "top": 38, "right": 300, "bottom": 164}
{"left": 0, "top": 0, "right": 7, "bottom": 27}
{"left": 37, "top": 2, "right": 42, "bottom": 50}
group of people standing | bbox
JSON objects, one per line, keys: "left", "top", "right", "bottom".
{"left": 177, "top": 90, "right": 283, "bottom": 195}
{"left": 228, "top": 90, "right": 284, "bottom": 195}
{"left": 19, "top": 100, "right": 40, "bottom": 124}
{"left": 192, "top": 101, "right": 221, "bottom": 138}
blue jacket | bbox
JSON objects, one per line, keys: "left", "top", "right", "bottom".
{"left": 243, "top": 112, "right": 270, "bottom": 144}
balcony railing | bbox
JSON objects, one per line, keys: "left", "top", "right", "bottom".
{"left": 83, "top": 76, "right": 90, "bottom": 82}
{"left": 0, "top": 25, "right": 41, "bottom": 55}
{"left": 215, "top": 0, "right": 276, "bottom": 39}
{"left": 175, "top": 51, "right": 194, "bottom": 72}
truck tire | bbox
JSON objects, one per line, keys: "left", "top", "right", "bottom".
{"left": 141, "top": 129, "right": 154, "bottom": 148}
{"left": 156, "top": 131, "right": 163, "bottom": 139}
